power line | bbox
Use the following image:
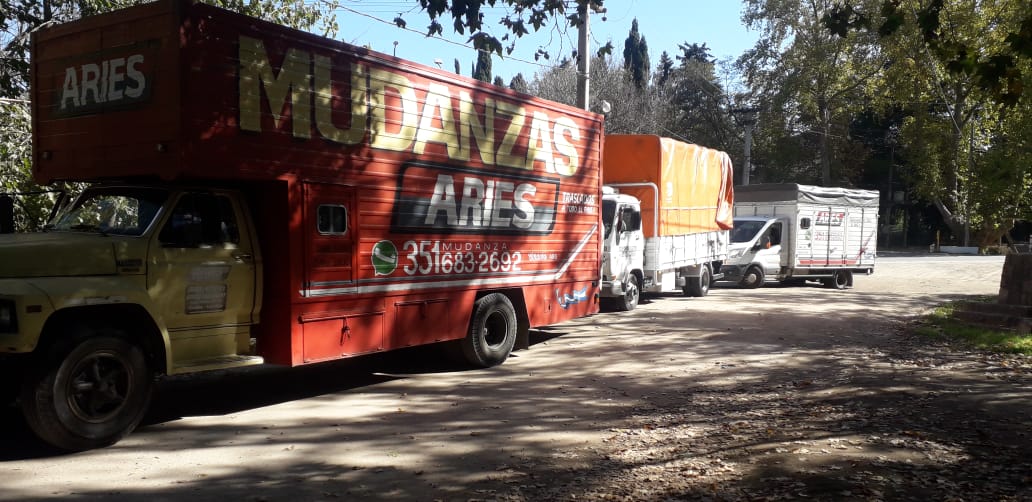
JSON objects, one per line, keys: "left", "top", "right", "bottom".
{"left": 332, "top": 4, "right": 573, "bottom": 71}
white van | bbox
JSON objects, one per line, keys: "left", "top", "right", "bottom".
{"left": 720, "top": 184, "right": 879, "bottom": 289}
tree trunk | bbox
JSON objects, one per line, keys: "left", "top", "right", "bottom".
{"left": 998, "top": 254, "right": 1032, "bottom": 306}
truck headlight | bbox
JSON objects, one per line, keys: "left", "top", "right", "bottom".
{"left": 728, "top": 248, "right": 745, "bottom": 259}
{"left": 0, "top": 299, "right": 16, "bottom": 333}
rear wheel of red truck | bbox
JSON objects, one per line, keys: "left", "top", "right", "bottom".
{"left": 21, "top": 333, "right": 153, "bottom": 451}
{"left": 458, "top": 293, "right": 518, "bottom": 368}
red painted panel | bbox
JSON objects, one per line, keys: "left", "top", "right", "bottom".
{"left": 301, "top": 310, "right": 384, "bottom": 362}
{"left": 31, "top": 0, "right": 604, "bottom": 368}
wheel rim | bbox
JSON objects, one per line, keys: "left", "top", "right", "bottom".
{"left": 701, "top": 269, "right": 711, "bottom": 292}
{"left": 64, "top": 350, "right": 134, "bottom": 424}
{"left": 626, "top": 279, "right": 639, "bottom": 305}
{"left": 483, "top": 310, "right": 509, "bottom": 348}
{"left": 835, "top": 272, "right": 848, "bottom": 288}
{"left": 744, "top": 269, "right": 760, "bottom": 287}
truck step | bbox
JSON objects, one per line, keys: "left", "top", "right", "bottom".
{"left": 172, "top": 355, "right": 265, "bottom": 374}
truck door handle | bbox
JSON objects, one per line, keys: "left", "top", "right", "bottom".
{"left": 233, "top": 253, "right": 253, "bottom": 262}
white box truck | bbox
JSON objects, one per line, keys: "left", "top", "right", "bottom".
{"left": 720, "top": 183, "right": 878, "bottom": 289}
{"left": 600, "top": 135, "right": 735, "bottom": 310}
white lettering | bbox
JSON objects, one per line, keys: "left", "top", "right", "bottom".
{"left": 425, "top": 175, "right": 459, "bottom": 225}
{"left": 124, "top": 54, "right": 146, "bottom": 98}
{"left": 61, "top": 68, "right": 80, "bottom": 110}
{"left": 459, "top": 177, "right": 486, "bottom": 226}
{"left": 80, "top": 63, "right": 102, "bottom": 105}
{"left": 107, "top": 57, "right": 126, "bottom": 101}
{"left": 526, "top": 111, "right": 555, "bottom": 173}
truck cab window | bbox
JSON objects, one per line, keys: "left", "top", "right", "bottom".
{"left": 159, "top": 193, "right": 240, "bottom": 248}
{"left": 621, "top": 207, "right": 641, "bottom": 232}
{"left": 730, "top": 220, "right": 766, "bottom": 244}
{"left": 602, "top": 199, "right": 616, "bottom": 238}
{"left": 50, "top": 187, "right": 167, "bottom": 236}
{"left": 768, "top": 223, "right": 782, "bottom": 246}
{"left": 317, "top": 204, "right": 348, "bottom": 235}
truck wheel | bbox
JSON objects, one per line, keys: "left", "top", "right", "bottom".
{"left": 459, "top": 293, "right": 517, "bottom": 368}
{"left": 684, "top": 265, "right": 712, "bottom": 297}
{"left": 21, "top": 335, "right": 153, "bottom": 451}
{"left": 824, "top": 270, "right": 852, "bottom": 290}
{"left": 616, "top": 274, "right": 641, "bottom": 311}
{"left": 739, "top": 266, "right": 764, "bottom": 289}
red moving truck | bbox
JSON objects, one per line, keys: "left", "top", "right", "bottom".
{"left": 1, "top": 0, "right": 603, "bottom": 450}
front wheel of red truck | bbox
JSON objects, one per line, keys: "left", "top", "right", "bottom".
{"left": 459, "top": 293, "right": 518, "bottom": 368}
{"left": 21, "top": 333, "right": 153, "bottom": 451}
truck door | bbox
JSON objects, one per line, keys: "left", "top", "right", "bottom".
{"left": 150, "top": 191, "right": 258, "bottom": 334}
{"left": 613, "top": 203, "right": 644, "bottom": 277}
{"left": 756, "top": 221, "right": 783, "bottom": 274}
{"left": 303, "top": 182, "right": 356, "bottom": 291}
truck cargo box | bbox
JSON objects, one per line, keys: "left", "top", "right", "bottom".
{"left": 602, "top": 135, "right": 734, "bottom": 238}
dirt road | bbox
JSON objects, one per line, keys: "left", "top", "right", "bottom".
{"left": 2, "top": 254, "right": 1029, "bottom": 501}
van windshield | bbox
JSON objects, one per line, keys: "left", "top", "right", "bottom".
{"left": 50, "top": 187, "right": 169, "bottom": 236}
{"left": 730, "top": 220, "right": 767, "bottom": 244}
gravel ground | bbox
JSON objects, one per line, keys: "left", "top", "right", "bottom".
{"left": 1, "top": 254, "right": 1029, "bottom": 501}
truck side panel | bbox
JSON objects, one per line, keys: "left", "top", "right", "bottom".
{"left": 33, "top": 0, "right": 603, "bottom": 368}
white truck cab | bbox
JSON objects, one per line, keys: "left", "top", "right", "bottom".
{"left": 601, "top": 188, "right": 646, "bottom": 311}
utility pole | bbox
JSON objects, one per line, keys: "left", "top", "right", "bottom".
{"left": 576, "top": 1, "right": 590, "bottom": 110}
{"left": 576, "top": 1, "right": 605, "bottom": 111}
{"left": 732, "top": 107, "right": 758, "bottom": 186}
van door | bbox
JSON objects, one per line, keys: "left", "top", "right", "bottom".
{"left": 755, "top": 221, "right": 783, "bottom": 275}
{"left": 149, "top": 191, "right": 258, "bottom": 356}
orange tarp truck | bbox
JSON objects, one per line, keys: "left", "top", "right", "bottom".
{"left": 599, "top": 135, "right": 734, "bottom": 309}
{"left": 0, "top": 0, "right": 603, "bottom": 450}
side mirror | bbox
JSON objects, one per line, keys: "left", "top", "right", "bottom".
{"left": 0, "top": 195, "right": 14, "bottom": 233}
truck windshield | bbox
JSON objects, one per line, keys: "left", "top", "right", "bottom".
{"left": 50, "top": 187, "right": 169, "bottom": 236}
{"left": 730, "top": 220, "right": 767, "bottom": 244}
{"left": 602, "top": 199, "right": 616, "bottom": 239}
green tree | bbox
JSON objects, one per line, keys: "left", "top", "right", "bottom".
{"left": 473, "top": 50, "right": 492, "bottom": 82}
{"left": 824, "top": 0, "right": 1031, "bottom": 246}
{"left": 656, "top": 51, "right": 674, "bottom": 87}
{"left": 509, "top": 73, "right": 529, "bottom": 94}
{"left": 397, "top": 0, "right": 608, "bottom": 59}
{"left": 662, "top": 43, "right": 737, "bottom": 153}
{"left": 739, "top": 0, "right": 883, "bottom": 185}
{"left": 623, "top": 18, "right": 650, "bottom": 89}
{"left": 493, "top": 75, "right": 505, "bottom": 87}
{"left": 825, "top": 0, "right": 1032, "bottom": 106}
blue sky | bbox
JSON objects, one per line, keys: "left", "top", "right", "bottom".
{"left": 334, "top": 1, "right": 758, "bottom": 83}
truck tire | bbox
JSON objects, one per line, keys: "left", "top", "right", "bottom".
{"left": 823, "top": 270, "right": 852, "bottom": 290}
{"left": 615, "top": 274, "right": 641, "bottom": 311}
{"left": 459, "top": 293, "right": 518, "bottom": 368}
{"left": 739, "top": 266, "right": 764, "bottom": 289}
{"left": 21, "top": 334, "right": 153, "bottom": 451}
{"left": 684, "top": 265, "right": 712, "bottom": 297}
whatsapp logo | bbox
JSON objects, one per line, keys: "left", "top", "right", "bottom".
{"left": 371, "top": 240, "right": 399, "bottom": 276}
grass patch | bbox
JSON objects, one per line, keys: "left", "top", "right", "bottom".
{"left": 915, "top": 300, "right": 1032, "bottom": 355}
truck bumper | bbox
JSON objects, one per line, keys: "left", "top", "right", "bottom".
{"left": 719, "top": 265, "right": 743, "bottom": 281}
{"left": 600, "top": 280, "right": 625, "bottom": 298}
